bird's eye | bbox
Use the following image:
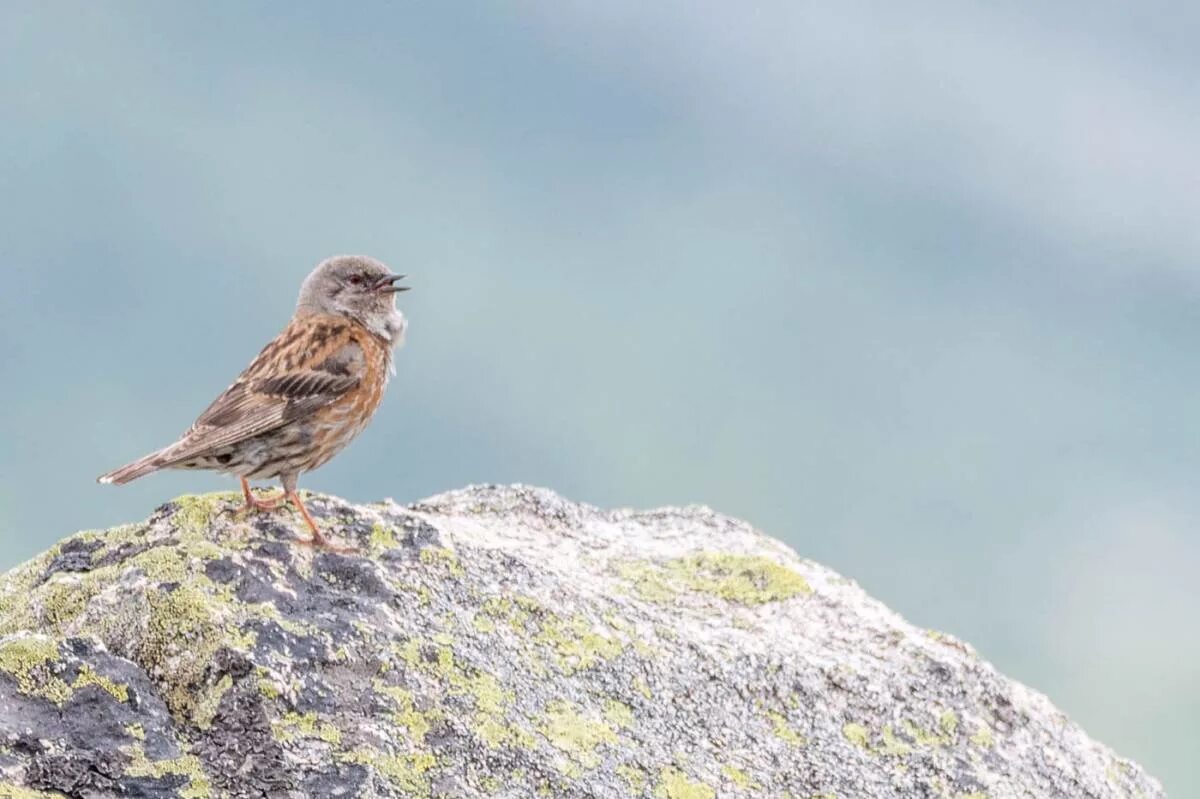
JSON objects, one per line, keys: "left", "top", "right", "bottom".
{"left": 348, "top": 274, "right": 365, "bottom": 285}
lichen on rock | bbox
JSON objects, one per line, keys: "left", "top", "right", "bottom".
{"left": 0, "top": 485, "right": 1165, "bottom": 798}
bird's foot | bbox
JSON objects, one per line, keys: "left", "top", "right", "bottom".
{"left": 238, "top": 477, "right": 288, "bottom": 514}
{"left": 287, "top": 489, "right": 358, "bottom": 553}
{"left": 242, "top": 492, "right": 287, "bottom": 513}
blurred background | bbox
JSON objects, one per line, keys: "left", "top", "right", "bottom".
{"left": 1, "top": 2, "right": 1197, "bottom": 792}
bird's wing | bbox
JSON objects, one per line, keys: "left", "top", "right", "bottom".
{"left": 160, "top": 317, "right": 366, "bottom": 465}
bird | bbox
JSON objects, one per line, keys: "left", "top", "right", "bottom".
{"left": 97, "top": 255, "right": 409, "bottom": 549}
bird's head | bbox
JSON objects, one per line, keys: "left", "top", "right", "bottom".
{"left": 296, "top": 255, "right": 409, "bottom": 344}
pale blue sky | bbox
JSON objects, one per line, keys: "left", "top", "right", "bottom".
{"left": 1, "top": 2, "right": 1197, "bottom": 792}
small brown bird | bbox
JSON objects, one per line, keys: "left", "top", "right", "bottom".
{"left": 98, "top": 255, "right": 409, "bottom": 548}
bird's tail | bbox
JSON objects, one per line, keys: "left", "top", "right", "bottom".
{"left": 97, "top": 446, "right": 178, "bottom": 485}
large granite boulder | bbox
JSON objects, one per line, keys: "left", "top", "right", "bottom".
{"left": 0, "top": 486, "right": 1163, "bottom": 798}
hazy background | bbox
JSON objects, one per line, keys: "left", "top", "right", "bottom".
{"left": 2, "top": 2, "right": 1197, "bottom": 792}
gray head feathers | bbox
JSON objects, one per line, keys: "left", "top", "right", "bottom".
{"left": 296, "top": 255, "right": 408, "bottom": 344}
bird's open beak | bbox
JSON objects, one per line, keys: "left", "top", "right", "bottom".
{"left": 373, "top": 274, "right": 410, "bottom": 294}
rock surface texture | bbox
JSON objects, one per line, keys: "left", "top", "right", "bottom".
{"left": 0, "top": 486, "right": 1163, "bottom": 799}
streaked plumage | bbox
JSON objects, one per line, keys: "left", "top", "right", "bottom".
{"left": 98, "top": 255, "right": 409, "bottom": 548}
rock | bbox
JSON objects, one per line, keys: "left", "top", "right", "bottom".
{"left": 0, "top": 485, "right": 1163, "bottom": 799}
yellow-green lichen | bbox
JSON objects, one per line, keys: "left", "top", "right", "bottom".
{"left": 125, "top": 722, "right": 146, "bottom": 740}
{"left": 654, "top": 767, "right": 715, "bottom": 799}
{"left": 472, "top": 613, "right": 496, "bottom": 634}
{"left": 0, "top": 636, "right": 59, "bottom": 686}
{"left": 392, "top": 638, "right": 422, "bottom": 668}
{"left": 455, "top": 664, "right": 524, "bottom": 751}
{"left": 602, "top": 611, "right": 631, "bottom": 632}
{"left": 969, "top": 724, "right": 994, "bottom": 749}
{"left": 132, "top": 579, "right": 238, "bottom": 719}
{"left": 432, "top": 643, "right": 456, "bottom": 680}
{"left": 617, "top": 764, "right": 647, "bottom": 793}
{"left": 192, "top": 674, "right": 233, "bottom": 730}
{"left": 0, "top": 557, "right": 53, "bottom": 633}
{"left": 369, "top": 524, "right": 401, "bottom": 550}
{"left": 351, "top": 619, "right": 378, "bottom": 641}
{"left": 615, "top": 553, "right": 811, "bottom": 606}
{"left": 841, "top": 714, "right": 963, "bottom": 757}
{"left": 86, "top": 525, "right": 139, "bottom": 560}
{"left": 768, "top": 711, "right": 805, "bottom": 747}
{"left": 272, "top": 711, "right": 342, "bottom": 744}
{"left": 168, "top": 493, "right": 240, "bottom": 537}
{"left": 631, "top": 638, "right": 658, "bottom": 659}
{"left": 842, "top": 722, "right": 870, "bottom": 750}
{"left": 721, "top": 764, "right": 757, "bottom": 790}
{"left": 613, "top": 561, "right": 679, "bottom": 603}
{"left": 603, "top": 698, "right": 634, "bottom": 730}
{"left": 533, "top": 613, "right": 623, "bottom": 675}
{"left": 679, "top": 553, "right": 811, "bottom": 604}
{"left": 879, "top": 725, "right": 912, "bottom": 756}
{"left": 472, "top": 709, "right": 539, "bottom": 752}
{"left": 0, "top": 635, "right": 71, "bottom": 705}
{"left": 1, "top": 508, "right": 234, "bottom": 643}
{"left": 375, "top": 680, "right": 439, "bottom": 745}
{"left": 123, "top": 744, "right": 212, "bottom": 799}
{"left": 475, "top": 716, "right": 510, "bottom": 749}
{"left": 29, "top": 579, "right": 92, "bottom": 632}
{"left": 837, "top": 711, "right": 964, "bottom": 757}
{"left": 537, "top": 700, "right": 617, "bottom": 770}
{"left": 463, "top": 670, "right": 510, "bottom": 715}
{"left": 902, "top": 714, "right": 956, "bottom": 747}
{"left": 513, "top": 725, "right": 540, "bottom": 750}
{"left": 71, "top": 664, "right": 129, "bottom": 703}
{"left": 418, "top": 546, "right": 464, "bottom": 577}
{"left": 273, "top": 615, "right": 313, "bottom": 638}
{"left": 478, "top": 595, "right": 542, "bottom": 634}
{"left": 127, "top": 542, "right": 221, "bottom": 584}
{"left": 340, "top": 749, "right": 437, "bottom": 796}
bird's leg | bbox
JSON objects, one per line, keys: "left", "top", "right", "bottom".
{"left": 239, "top": 477, "right": 287, "bottom": 512}
{"left": 286, "top": 489, "right": 356, "bottom": 553}
{"left": 277, "top": 474, "right": 355, "bottom": 552}
{"left": 286, "top": 489, "right": 327, "bottom": 544}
